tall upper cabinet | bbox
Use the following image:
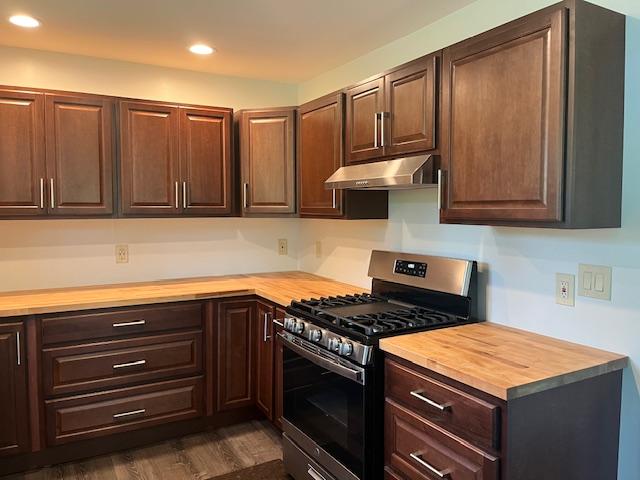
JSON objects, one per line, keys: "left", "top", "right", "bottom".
{"left": 0, "top": 88, "right": 114, "bottom": 218}
{"left": 439, "top": 0, "right": 625, "bottom": 228}
{"left": 119, "top": 100, "right": 233, "bottom": 216}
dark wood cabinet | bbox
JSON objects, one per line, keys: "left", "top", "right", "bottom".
{"left": 255, "top": 301, "right": 274, "bottom": 420}
{"left": 0, "top": 322, "right": 30, "bottom": 457}
{"left": 440, "top": 2, "right": 625, "bottom": 227}
{"left": 238, "top": 108, "right": 296, "bottom": 215}
{"left": 45, "top": 94, "right": 115, "bottom": 216}
{"left": 345, "top": 78, "right": 385, "bottom": 164}
{"left": 273, "top": 307, "right": 285, "bottom": 430}
{"left": 0, "top": 89, "right": 46, "bottom": 217}
{"left": 215, "top": 300, "right": 256, "bottom": 412}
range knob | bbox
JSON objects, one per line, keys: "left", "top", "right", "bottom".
{"left": 338, "top": 342, "right": 354, "bottom": 357}
{"left": 293, "top": 321, "right": 305, "bottom": 335}
{"left": 284, "top": 317, "right": 295, "bottom": 331}
{"left": 328, "top": 337, "right": 341, "bottom": 352}
{"left": 310, "top": 329, "right": 322, "bottom": 342}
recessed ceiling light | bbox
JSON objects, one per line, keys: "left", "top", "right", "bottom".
{"left": 9, "top": 14, "right": 40, "bottom": 28}
{"left": 189, "top": 44, "right": 215, "bottom": 55}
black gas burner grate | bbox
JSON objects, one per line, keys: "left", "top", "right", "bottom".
{"left": 291, "top": 293, "right": 380, "bottom": 315}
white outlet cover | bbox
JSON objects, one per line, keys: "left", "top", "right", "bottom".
{"left": 278, "top": 239, "right": 288, "bottom": 255}
{"left": 115, "top": 244, "right": 129, "bottom": 264}
{"left": 578, "top": 264, "right": 612, "bottom": 300}
{"left": 556, "top": 273, "right": 575, "bottom": 307}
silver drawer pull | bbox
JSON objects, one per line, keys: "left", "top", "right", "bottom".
{"left": 113, "top": 359, "right": 146, "bottom": 369}
{"left": 410, "top": 452, "right": 451, "bottom": 479}
{"left": 307, "top": 465, "right": 327, "bottom": 480}
{"left": 113, "top": 409, "right": 146, "bottom": 420}
{"left": 112, "top": 320, "right": 146, "bottom": 328}
{"left": 410, "top": 390, "right": 451, "bottom": 411}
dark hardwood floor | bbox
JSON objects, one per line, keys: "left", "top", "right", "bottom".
{"left": 4, "top": 421, "right": 282, "bottom": 480}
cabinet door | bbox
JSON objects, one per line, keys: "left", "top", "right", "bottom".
{"left": 216, "top": 300, "right": 256, "bottom": 412}
{"left": 0, "top": 323, "right": 29, "bottom": 457}
{"left": 119, "top": 101, "right": 180, "bottom": 216}
{"left": 441, "top": 8, "right": 566, "bottom": 223}
{"left": 273, "top": 307, "right": 286, "bottom": 430}
{"left": 255, "top": 301, "right": 274, "bottom": 420}
{"left": 45, "top": 94, "right": 114, "bottom": 216}
{"left": 0, "top": 89, "right": 46, "bottom": 217}
{"left": 180, "top": 107, "right": 233, "bottom": 215}
{"left": 345, "top": 78, "right": 384, "bottom": 164}
{"left": 298, "top": 93, "right": 344, "bottom": 217}
{"left": 240, "top": 109, "right": 296, "bottom": 215}
{"left": 384, "top": 55, "right": 437, "bottom": 157}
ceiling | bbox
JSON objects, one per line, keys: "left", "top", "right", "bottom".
{"left": 0, "top": 0, "right": 475, "bottom": 83}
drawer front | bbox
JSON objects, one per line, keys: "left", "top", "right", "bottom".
{"left": 43, "top": 331, "right": 202, "bottom": 397}
{"left": 385, "top": 399, "right": 498, "bottom": 480}
{"left": 41, "top": 302, "right": 204, "bottom": 345}
{"left": 45, "top": 377, "right": 203, "bottom": 445}
{"left": 283, "top": 434, "right": 337, "bottom": 480}
{"left": 385, "top": 358, "right": 500, "bottom": 450}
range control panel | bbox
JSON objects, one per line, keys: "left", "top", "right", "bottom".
{"left": 394, "top": 259, "right": 427, "bottom": 278}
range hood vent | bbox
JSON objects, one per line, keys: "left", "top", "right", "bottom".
{"left": 324, "top": 155, "right": 437, "bottom": 190}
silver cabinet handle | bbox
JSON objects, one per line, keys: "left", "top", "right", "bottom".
{"left": 437, "top": 169, "right": 443, "bottom": 211}
{"left": 112, "top": 320, "right": 146, "bottom": 328}
{"left": 380, "top": 111, "right": 387, "bottom": 147}
{"left": 50, "top": 178, "right": 55, "bottom": 208}
{"left": 182, "top": 181, "right": 187, "bottom": 209}
{"left": 410, "top": 390, "right": 451, "bottom": 411}
{"left": 16, "top": 331, "right": 21, "bottom": 366}
{"left": 175, "top": 181, "right": 179, "bottom": 209}
{"left": 39, "top": 178, "right": 44, "bottom": 209}
{"left": 113, "top": 359, "right": 146, "bottom": 370}
{"left": 113, "top": 409, "right": 146, "bottom": 420}
{"left": 272, "top": 319, "right": 284, "bottom": 328}
{"left": 263, "top": 312, "right": 272, "bottom": 342}
{"left": 243, "top": 183, "right": 249, "bottom": 209}
{"left": 307, "top": 465, "right": 327, "bottom": 480}
{"left": 373, "top": 112, "right": 379, "bottom": 148}
{"left": 410, "top": 452, "right": 450, "bottom": 478}
{"left": 332, "top": 189, "right": 337, "bottom": 209}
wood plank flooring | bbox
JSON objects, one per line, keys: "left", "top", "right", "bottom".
{"left": 4, "top": 421, "right": 283, "bottom": 480}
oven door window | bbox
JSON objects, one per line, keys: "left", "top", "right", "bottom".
{"left": 283, "top": 344, "right": 365, "bottom": 478}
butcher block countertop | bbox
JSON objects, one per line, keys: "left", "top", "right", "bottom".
{"left": 380, "top": 323, "right": 628, "bottom": 401}
{"left": 0, "top": 271, "right": 366, "bottom": 317}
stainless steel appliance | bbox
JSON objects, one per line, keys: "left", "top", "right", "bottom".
{"left": 281, "top": 250, "right": 478, "bottom": 480}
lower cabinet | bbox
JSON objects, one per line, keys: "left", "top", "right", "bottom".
{"left": 256, "top": 300, "right": 275, "bottom": 419}
{"left": 0, "top": 322, "right": 29, "bottom": 457}
{"left": 273, "top": 307, "right": 286, "bottom": 430}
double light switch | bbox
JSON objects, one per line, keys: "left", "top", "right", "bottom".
{"left": 578, "top": 264, "right": 612, "bottom": 301}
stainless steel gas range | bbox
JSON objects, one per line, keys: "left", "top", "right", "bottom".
{"left": 280, "top": 250, "right": 479, "bottom": 480}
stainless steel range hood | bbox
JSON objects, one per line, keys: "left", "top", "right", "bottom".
{"left": 324, "top": 154, "right": 437, "bottom": 190}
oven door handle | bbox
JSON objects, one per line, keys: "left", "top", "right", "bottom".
{"left": 278, "top": 333, "right": 365, "bottom": 385}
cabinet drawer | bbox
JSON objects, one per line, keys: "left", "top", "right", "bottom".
{"left": 45, "top": 377, "right": 203, "bottom": 446}
{"left": 385, "top": 399, "right": 498, "bottom": 480}
{"left": 41, "top": 302, "right": 204, "bottom": 345}
{"left": 385, "top": 358, "right": 500, "bottom": 451}
{"left": 43, "top": 331, "right": 202, "bottom": 397}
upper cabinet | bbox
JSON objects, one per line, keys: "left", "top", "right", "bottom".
{"left": 440, "top": 1, "right": 625, "bottom": 228}
{"left": 119, "top": 100, "right": 233, "bottom": 217}
{"left": 237, "top": 108, "right": 296, "bottom": 216}
{"left": 345, "top": 53, "right": 439, "bottom": 164}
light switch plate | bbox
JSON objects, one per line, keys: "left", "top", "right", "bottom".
{"left": 578, "top": 264, "right": 612, "bottom": 300}
{"left": 278, "top": 239, "right": 288, "bottom": 256}
{"left": 315, "top": 241, "right": 322, "bottom": 258}
{"left": 556, "top": 273, "right": 575, "bottom": 306}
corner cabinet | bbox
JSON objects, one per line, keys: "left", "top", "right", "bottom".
{"left": 440, "top": 1, "right": 625, "bottom": 228}
{"left": 237, "top": 108, "right": 297, "bottom": 216}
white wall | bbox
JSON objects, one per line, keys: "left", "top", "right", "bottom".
{"left": 297, "top": 1, "right": 640, "bottom": 478}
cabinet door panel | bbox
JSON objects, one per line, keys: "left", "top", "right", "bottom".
{"left": 216, "top": 301, "right": 256, "bottom": 411}
{"left": 298, "top": 93, "right": 343, "bottom": 217}
{"left": 119, "top": 101, "right": 180, "bottom": 216}
{"left": 345, "top": 78, "right": 384, "bottom": 163}
{"left": 385, "top": 56, "right": 437, "bottom": 156}
{"left": 0, "top": 89, "right": 46, "bottom": 217}
{"left": 273, "top": 307, "right": 285, "bottom": 430}
{"left": 441, "top": 9, "right": 566, "bottom": 223}
{"left": 0, "top": 323, "right": 29, "bottom": 456}
{"left": 45, "top": 94, "right": 114, "bottom": 216}
{"left": 240, "top": 109, "right": 296, "bottom": 214}
{"left": 180, "top": 108, "right": 232, "bottom": 215}
{"left": 255, "top": 301, "right": 274, "bottom": 420}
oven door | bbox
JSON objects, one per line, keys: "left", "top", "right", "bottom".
{"left": 281, "top": 332, "right": 367, "bottom": 480}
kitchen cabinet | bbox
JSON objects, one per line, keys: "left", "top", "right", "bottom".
{"left": 440, "top": 1, "right": 625, "bottom": 227}
{"left": 119, "top": 101, "right": 233, "bottom": 217}
{"left": 0, "top": 322, "right": 29, "bottom": 457}
{"left": 0, "top": 88, "right": 46, "bottom": 217}
{"left": 45, "top": 94, "right": 115, "bottom": 216}
{"left": 238, "top": 108, "right": 296, "bottom": 215}
{"left": 273, "top": 307, "right": 285, "bottom": 430}
{"left": 215, "top": 300, "right": 256, "bottom": 412}
{"left": 255, "top": 301, "right": 275, "bottom": 420}
{"left": 298, "top": 92, "right": 388, "bottom": 219}
{"left": 345, "top": 53, "right": 439, "bottom": 164}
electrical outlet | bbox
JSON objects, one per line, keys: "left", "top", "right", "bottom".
{"left": 115, "top": 244, "right": 129, "bottom": 264}
{"left": 578, "top": 264, "right": 612, "bottom": 300}
{"left": 278, "top": 239, "right": 288, "bottom": 256}
{"left": 555, "top": 273, "right": 575, "bottom": 306}
{"left": 315, "top": 241, "right": 322, "bottom": 258}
